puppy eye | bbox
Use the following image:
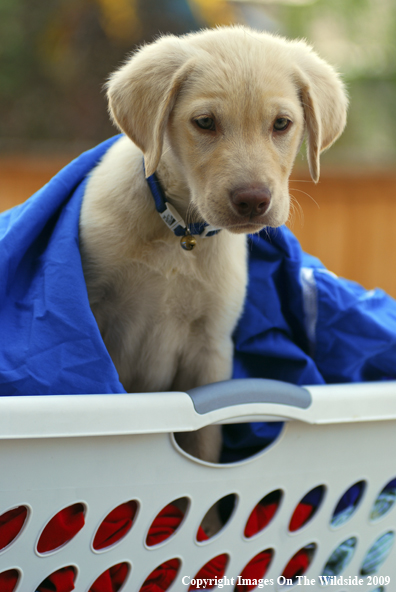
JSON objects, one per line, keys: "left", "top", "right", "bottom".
{"left": 195, "top": 117, "right": 216, "bottom": 131}
{"left": 273, "top": 118, "right": 291, "bottom": 132}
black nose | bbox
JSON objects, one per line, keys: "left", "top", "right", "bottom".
{"left": 230, "top": 185, "right": 271, "bottom": 218}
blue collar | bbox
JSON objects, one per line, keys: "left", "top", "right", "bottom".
{"left": 145, "top": 165, "right": 221, "bottom": 240}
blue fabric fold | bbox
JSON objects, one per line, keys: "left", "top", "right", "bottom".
{"left": 0, "top": 136, "right": 125, "bottom": 395}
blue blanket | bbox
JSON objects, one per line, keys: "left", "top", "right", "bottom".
{"left": 1, "top": 135, "right": 396, "bottom": 400}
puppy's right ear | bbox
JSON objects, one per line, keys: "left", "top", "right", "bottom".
{"left": 107, "top": 37, "right": 195, "bottom": 177}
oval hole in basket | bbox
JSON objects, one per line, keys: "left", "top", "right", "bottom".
{"left": 322, "top": 537, "right": 357, "bottom": 577}
{"left": 197, "top": 494, "right": 237, "bottom": 541}
{"left": 281, "top": 543, "right": 316, "bottom": 584}
{"left": 37, "top": 502, "right": 86, "bottom": 554}
{"left": 221, "top": 422, "right": 284, "bottom": 463}
{"left": 370, "top": 477, "right": 396, "bottom": 522}
{"left": 360, "top": 531, "right": 395, "bottom": 576}
{"left": 88, "top": 562, "right": 130, "bottom": 592}
{"left": 189, "top": 554, "right": 229, "bottom": 590}
{"left": 146, "top": 498, "right": 189, "bottom": 547}
{"left": 36, "top": 566, "right": 76, "bottom": 592}
{"left": 235, "top": 549, "right": 274, "bottom": 591}
{"left": 331, "top": 480, "right": 366, "bottom": 527}
{"left": 139, "top": 558, "right": 180, "bottom": 591}
{"left": 93, "top": 500, "right": 138, "bottom": 550}
{"left": 0, "top": 505, "right": 29, "bottom": 551}
{"left": 244, "top": 490, "right": 282, "bottom": 538}
{"left": 0, "top": 569, "right": 20, "bottom": 592}
{"left": 289, "top": 485, "right": 325, "bottom": 532}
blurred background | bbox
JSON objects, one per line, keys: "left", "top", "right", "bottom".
{"left": 1, "top": 0, "right": 396, "bottom": 295}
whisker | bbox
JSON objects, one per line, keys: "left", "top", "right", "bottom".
{"left": 262, "top": 226, "right": 273, "bottom": 243}
{"left": 289, "top": 186, "right": 320, "bottom": 209}
{"left": 289, "top": 179, "right": 315, "bottom": 183}
{"left": 288, "top": 194, "right": 305, "bottom": 228}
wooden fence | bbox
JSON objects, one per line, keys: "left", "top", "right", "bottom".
{"left": 288, "top": 170, "right": 396, "bottom": 298}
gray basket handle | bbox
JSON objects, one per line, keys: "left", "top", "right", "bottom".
{"left": 187, "top": 378, "right": 311, "bottom": 414}
{"left": 2, "top": 381, "right": 395, "bottom": 440}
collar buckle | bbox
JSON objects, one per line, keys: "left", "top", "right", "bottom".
{"left": 159, "top": 202, "right": 186, "bottom": 232}
{"left": 200, "top": 224, "right": 222, "bottom": 237}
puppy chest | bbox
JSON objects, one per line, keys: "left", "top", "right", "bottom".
{"left": 112, "top": 267, "right": 239, "bottom": 338}
{"left": 99, "top": 268, "right": 241, "bottom": 392}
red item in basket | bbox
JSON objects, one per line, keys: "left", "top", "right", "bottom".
{"left": 146, "top": 503, "right": 184, "bottom": 546}
{"left": 0, "top": 506, "right": 28, "bottom": 550}
{"left": 188, "top": 554, "right": 228, "bottom": 590}
{"left": 0, "top": 569, "right": 19, "bottom": 592}
{"left": 282, "top": 548, "right": 310, "bottom": 579}
{"left": 139, "top": 505, "right": 187, "bottom": 591}
{"left": 37, "top": 567, "right": 76, "bottom": 592}
{"left": 244, "top": 501, "right": 278, "bottom": 537}
{"left": 89, "top": 563, "right": 129, "bottom": 592}
{"left": 235, "top": 550, "right": 273, "bottom": 592}
{"left": 289, "top": 502, "right": 315, "bottom": 532}
{"left": 93, "top": 501, "right": 137, "bottom": 550}
{"left": 37, "top": 503, "right": 85, "bottom": 553}
{"left": 0, "top": 497, "right": 313, "bottom": 592}
{"left": 140, "top": 558, "right": 180, "bottom": 592}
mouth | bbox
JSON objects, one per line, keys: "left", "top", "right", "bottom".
{"left": 198, "top": 200, "right": 288, "bottom": 235}
{"left": 223, "top": 221, "right": 269, "bottom": 234}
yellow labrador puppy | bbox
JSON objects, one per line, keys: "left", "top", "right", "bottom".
{"left": 79, "top": 26, "right": 347, "bottom": 461}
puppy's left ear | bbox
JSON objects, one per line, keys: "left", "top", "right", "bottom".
{"left": 293, "top": 45, "right": 348, "bottom": 182}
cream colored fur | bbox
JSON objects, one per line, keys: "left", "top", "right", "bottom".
{"left": 79, "top": 25, "right": 347, "bottom": 462}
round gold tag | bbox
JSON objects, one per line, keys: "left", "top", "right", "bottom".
{"left": 180, "top": 234, "right": 197, "bottom": 250}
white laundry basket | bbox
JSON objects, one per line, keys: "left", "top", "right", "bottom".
{"left": 1, "top": 378, "right": 396, "bottom": 592}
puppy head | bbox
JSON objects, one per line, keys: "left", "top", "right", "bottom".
{"left": 107, "top": 26, "right": 347, "bottom": 233}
